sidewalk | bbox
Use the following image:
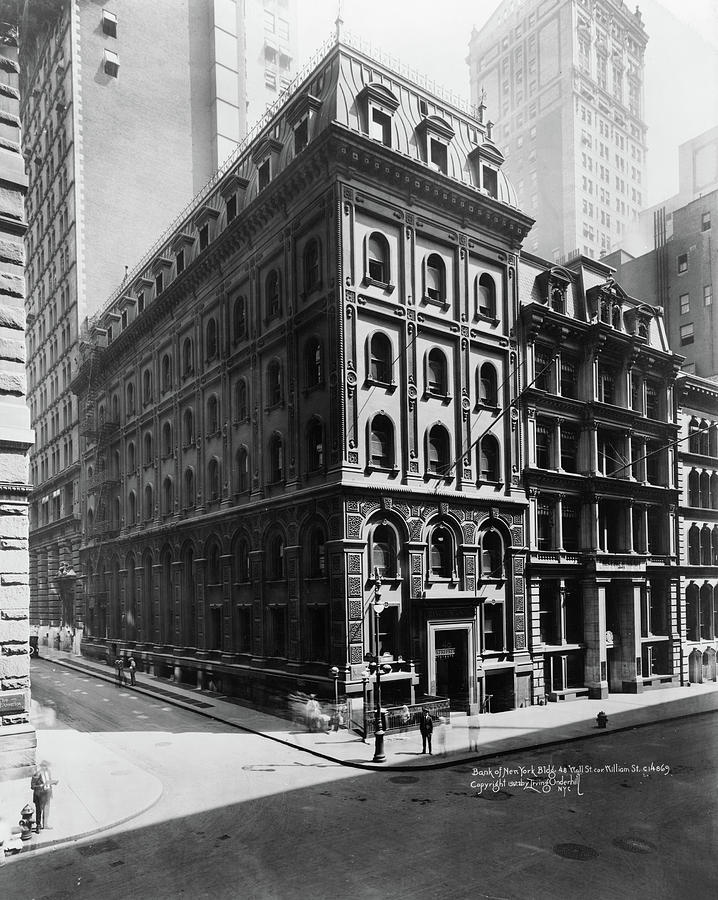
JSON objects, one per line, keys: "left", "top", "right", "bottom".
{"left": 3, "top": 645, "right": 716, "bottom": 857}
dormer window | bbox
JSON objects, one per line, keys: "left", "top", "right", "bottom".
{"left": 358, "top": 82, "right": 399, "bottom": 148}
{"left": 430, "top": 138, "right": 448, "bottom": 173}
{"left": 199, "top": 224, "right": 209, "bottom": 250}
{"left": 253, "top": 137, "right": 282, "bottom": 193}
{"left": 258, "top": 159, "right": 270, "bottom": 191}
{"left": 294, "top": 117, "right": 308, "bottom": 154}
{"left": 226, "top": 195, "right": 237, "bottom": 222}
{"left": 482, "top": 166, "right": 498, "bottom": 197}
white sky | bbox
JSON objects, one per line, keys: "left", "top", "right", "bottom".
{"left": 294, "top": 0, "right": 718, "bottom": 206}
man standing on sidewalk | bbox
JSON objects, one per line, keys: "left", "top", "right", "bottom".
{"left": 419, "top": 709, "right": 434, "bottom": 754}
{"left": 30, "top": 760, "right": 57, "bottom": 832}
{"left": 115, "top": 656, "right": 125, "bottom": 687}
{"left": 128, "top": 656, "right": 136, "bottom": 687}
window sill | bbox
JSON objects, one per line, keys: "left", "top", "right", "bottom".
{"left": 422, "top": 294, "right": 449, "bottom": 310}
{"left": 427, "top": 576, "right": 458, "bottom": 585}
{"left": 425, "top": 391, "right": 451, "bottom": 402}
{"left": 364, "top": 378, "right": 396, "bottom": 393}
{"left": 265, "top": 401, "right": 285, "bottom": 412}
{"left": 361, "top": 276, "right": 395, "bottom": 294}
{"left": 475, "top": 402, "right": 499, "bottom": 412}
{"left": 366, "top": 465, "right": 400, "bottom": 475}
{"left": 474, "top": 312, "right": 499, "bottom": 326}
{"left": 424, "top": 472, "right": 452, "bottom": 483}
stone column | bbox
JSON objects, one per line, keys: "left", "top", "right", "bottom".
{"left": 582, "top": 578, "right": 608, "bottom": 699}
{"left": 0, "top": 18, "right": 36, "bottom": 779}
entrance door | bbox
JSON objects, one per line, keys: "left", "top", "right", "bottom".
{"left": 434, "top": 629, "right": 469, "bottom": 711}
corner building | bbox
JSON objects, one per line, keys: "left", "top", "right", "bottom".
{"left": 72, "top": 32, "right": 536, "bottom": 714}
{"left": 518, "top": 255, "right": 682, "bottom": 698}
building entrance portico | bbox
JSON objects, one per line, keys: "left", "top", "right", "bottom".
{"left": 427, "top": 620, "right": 476, "bottom": 712}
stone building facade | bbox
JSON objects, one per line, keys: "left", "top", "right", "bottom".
{"left": 676, "top": 374, "right": 718, "bottom": 684}
{"left": 72, "top": 33, "right": 536, "bottom": 713}
{"left": 0, "top": 13, "right": 35, "bottom": 780}
{"left": 518, "top": 255, "right": 683, "bottom": 699}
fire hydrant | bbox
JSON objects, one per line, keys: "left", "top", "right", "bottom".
{"left": 596, "top": 710, "right": 608, "bottom": 729}
{"left": 19, "top": 804, "right": 35, "bottom": 840}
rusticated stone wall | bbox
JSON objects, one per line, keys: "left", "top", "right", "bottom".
{"left": 0, "top": 17, "right": 36, "bottom": 781}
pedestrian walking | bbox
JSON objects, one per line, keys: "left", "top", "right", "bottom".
{"left": 419, "top": 709, "right": 434, "bottom": 754}
{"left": 399, "top": 704, "right": 410, "bottom": 733}
{"left": 115, "top": 656, "right": 125, "bottom": 687}
{"left": 305, "top": 694, "right": 320, "bottom": 731}
{"left": 30, "top": 760, "right": 57, "bottom": 832}
{"left": 128, "top": 656, "right": 137, "bottom": 687}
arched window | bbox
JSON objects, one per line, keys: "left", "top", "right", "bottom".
{"left": 143, "top": 431, "right": 153, "bottom": 465}
{"left": 207, "top": 395, "right": 219, "bottom": 434}
{"left": 86, "top": 507, "right": 94, "bottom": 533}
{"left": 427, "top": 348, "right": 448, "bottom": 396}
{"left": 688, "top": 418, "right": 700, "bottom": 454}
{"left": 427, "top": 424, "right": 450, "bottom": 476}
{"left": 236, "top": 446, "right": 249, "bottom": 493}
{"left": 688, "top": 524, "right": 701, "bottom": 565}
{"left": 479, "top": 363, "right": 498, "bottom": 407}
{"left": 369, "top": 332, "right": 392, "bottom": 384}
{"left": 699, "top": 420, "right": 710, "bottom": 456}
{"left": 688, "top": 469, "right": 700, "bottom": 507}
{"left": 266, "top": 531, "right": 285, "bottom": 579}
{"left": 208, "top": 458, "right": 221, "bottom": 502}
{"left": 128, "top": 490, "right": 136, "bottom": 524}
{"left": 161, "top": 354, "right": 172, "bottom": 391}
{"left": 163, "top": 477, "right": 174, "bottom": 516}
{"left": 371, "top": 523, "right": 397, "bottom": 578}
{"left": 265, "top": 269, "right": 281, "bottom": 319}
{"left": 686, "top": 583, "right": 699, "bottom": 640}
{"left": 709, "top": 423, "right": 718, "bottom": 457}
{"left": 429, "top": 525, "right": 453, "bottom": 577}
{"left": 126, "top": 382, "right": 135, "bottom": 416}
{"left": 366, "top": 232, "right": 390, "bottom": 284}
{"left": 235, "top": 379, "right": 248, "bottom": 420}
{"left": 711, "top": 473, "right": 718, "bottom": 510}
{"left": 713, "top": 526, "right": 718, "bottom": 564}
{"left": 479, "top": 435, "right": 500, "bottom": 482}
{"left": 182, "top": 337, "right": 194, "bottom": 376}
{"left": 236, "top": 537, "right": 250, "bottom": 582}
{"left": 127, "top": 441, "right": 135, "bottom": 471}
{"left": 306, "top": 418, "right": 324, "bottom": 472}
{"left": 308, "top": 526, "right": 326, "bottom": 577}
{"left": 369, "top": 414, "right": 394, "bottom": 469}
{"left": 183, "top": 408, "right": 194, "bottom": 445}
{"left": 206, "top": 318, "right": 218, "bottom": 360}
{"left": 143, "top": 484, "right": 153, "bottom": 521}
{"left": 111, "top": 393, "right": 119, "bottom": 421}
{"left": 207, "top": 541, "right": 221, "bottom": 584}
{"left": 477, "top": 273, "right": 496, "bottom": 318}
{"left": 142, "top": 369, "right": 152, "bottom": 403}
{"left": 162, "top": 421, "right": 173, "bottom": 457}
{"left": 700, "top": 471, "right": 710, "bottom": 508}
{"left": 480, "top": 528, "right": 503, "bottom": 578}
{"left": 233, "top": 295, "right": 246, "bottom": 342}
{"left": 184, "top": 467, "right": 195, "bottom": 509}
{"left": 267, "top": 360, "right": 282, "bottom": 407}
{"left": 269, "top": 433, "right": 284, "bottom": 483}
{"left": 701, "top": 525, "right": 712, "bottom": 565}
{"left": 303, "top": 238, "right": 321, "bottom": 293}
{"left": 700, "top": 584, "right": 714, "bottom": 640}
{"left": 424, "top": 253, "right": 446, "bottom": 302}
{"left": 612, "top": 305, "right": 622, "bottom": 330}
{"left": 305, "top": 338, "right": 323, "bottom": 388}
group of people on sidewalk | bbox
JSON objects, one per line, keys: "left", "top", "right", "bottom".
{"left": 114, "top": 655, "right": 137, "bottom": 687}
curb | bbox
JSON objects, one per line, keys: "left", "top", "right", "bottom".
{"left": 38, "top": 653, "right": 718, "bottom": 773}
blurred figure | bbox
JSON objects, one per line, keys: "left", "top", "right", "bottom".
{"left": 128, "top": 656, "right": 137, "bottom": 686}
{"left": 435, "top": 717, "right": 449, "bottom": 757}
{"left": 305, "top": 694, "right": 320, "bottom": 731}
{"left": 30, "top": 760, "right": 57, "bottom": 832}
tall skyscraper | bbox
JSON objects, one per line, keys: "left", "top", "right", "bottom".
{"left": 467, "top": 0, "right": 648, "bottom": 261}
{"left": 20, "top": 0, "right": 296, "bottom": 638}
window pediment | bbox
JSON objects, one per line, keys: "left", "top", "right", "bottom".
{"left": 358, "top": 82, "right": 400, "bottom": 113}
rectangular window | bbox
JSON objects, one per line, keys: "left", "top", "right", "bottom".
{"left": 680, "top": 323, "right": 695, "bottom": 345}
{"left": 560, "top": 428, "right": 578, "bottom": 473}
{"left": 277, "top": 17, "right": 289, "bottom": 40}
{"left": 176, "top": 249, "right": 185, "bottom": 274}
{"left": 103, "top": 48, "right": 119, "bottom": 77}
{"left": 265, "top": 70, "right": 276, "bottom": 90}
{"left": 137, "top": 292, "right": 145, "bottom": 314}
{"left": 537, "top": 501, "right": 553, "bottom": 550}
{"left": 560, "top": 359, "right": 577, "bottom": 398}
{"left": 199, "top": 224, "right": 209, "bottom": 251}
{"left": 535, "top": 348, "right": 554, "bottom": 392}
{"left": 155, "top": 273, "right": 163, "bottom": 296}
{"left": 101, "top": 9, "right": 117, "bottom": 37}
{"left": 680, "top": 292, "right": 690, "bottom": 314}
{"left": 483, "top": 166, "right": 498, "bottom": 198}
{"left": 226, "top": 195, "right": 237, "bottom": 222}
{"left": 258, "top": 159, "right": 271, "bottom": 191}
{"left": 294, "top": 117, "right": 308, "bottom": 154}
{"left": 430, "top": 139, "right": 447, "bottom": 174}
{"left": 704, "top": 285, "right": 713, "bottom": 307}
{"left": 535, "top": 423, "right": 553, "bottom": 469}
{"left": 702, "top": 211, "right": 711, "bottom": 231}
{"left": 677, "top": 253, "right": 688, "bottom": 274}
{"left": 370, "top": 108, "right": 392, "bottom": 146}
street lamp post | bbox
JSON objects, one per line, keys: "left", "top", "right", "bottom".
{"left": 329, "top": 666, "right": 339, "bottom": 708}
{"left": 371, "top": 576, "right": 388, "bottom": 763}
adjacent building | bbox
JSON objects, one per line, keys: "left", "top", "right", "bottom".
{"left": 20, "top": 0, "right": 297, "bottom": 647}
{"left": 518, "top": 255, "right": 682, "bottom": 699}
{"left": 467, "top": 0, "right": 648, "bottom": 262}
{"left": 676, "top": 375, "right": 718, "bottom": 685}
{"left": 0, "top": 9, "right": 35, "bottom": 780}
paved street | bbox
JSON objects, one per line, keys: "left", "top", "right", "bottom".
{"left": 1, "top": 658, "right": 715, "bottom": 899}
